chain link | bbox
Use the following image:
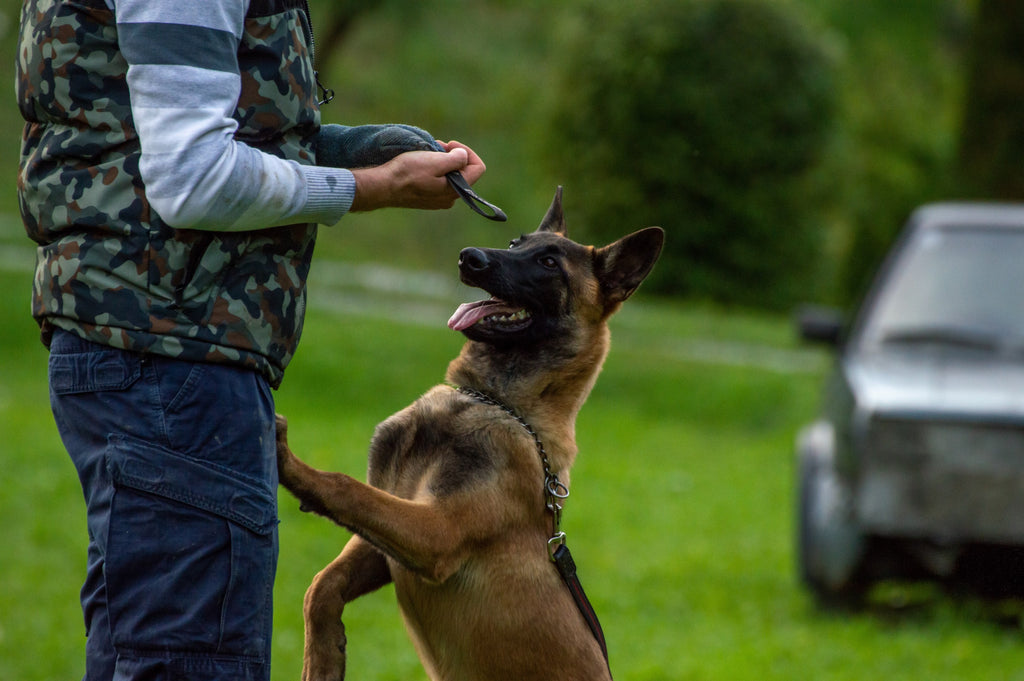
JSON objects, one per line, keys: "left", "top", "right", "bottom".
{"left": 456, "top": 386, "right": 569, "bottom": 543}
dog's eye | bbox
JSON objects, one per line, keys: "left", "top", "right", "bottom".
{"left": 539, "top": 256, "right": 559, "bottom": 269}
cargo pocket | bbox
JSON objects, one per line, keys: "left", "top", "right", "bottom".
{"left": 104, "top": 434, "right": 278, "bottom": 660}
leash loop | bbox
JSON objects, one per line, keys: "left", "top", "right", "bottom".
{"left": 446, "top": 171, "right": 508, "bottom": 221}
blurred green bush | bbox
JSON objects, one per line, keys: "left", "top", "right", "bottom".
{"left": 542, "top": 0, "right": 838, "bottom": 308}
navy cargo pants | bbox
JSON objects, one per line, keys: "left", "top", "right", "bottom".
{"left": 48, "top": 329, "right": 279, "bottom": 681}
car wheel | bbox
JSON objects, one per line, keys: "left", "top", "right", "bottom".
{"left": 797, "top": 434, "right": 869, "bottom": 604}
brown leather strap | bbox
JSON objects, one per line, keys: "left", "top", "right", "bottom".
{"left": 551, "top": 543, "right": 611, "bottom": 672}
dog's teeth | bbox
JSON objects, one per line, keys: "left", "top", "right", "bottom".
{"left": 486, "top": 309, "right": 530, "bottom": 324}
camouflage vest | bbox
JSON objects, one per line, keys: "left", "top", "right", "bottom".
{"left": 17, "top": 0, "right": 321, "bottom": 388}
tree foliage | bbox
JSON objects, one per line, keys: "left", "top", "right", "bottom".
{"left": 825, "top": 1, "right": 970, "bottom": 306}
{"left": 955, "top": 0, "right": 1024, "bottom": 200}
{"left": 542, "top": 0, "right": 838, "bottom": 308}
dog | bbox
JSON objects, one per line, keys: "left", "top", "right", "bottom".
{"left": 276, "top": 187, "right": 664, "bottom": 681}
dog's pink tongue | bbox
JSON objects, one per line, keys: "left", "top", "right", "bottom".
{"left": 448, "top": 299, "right": 514, "bottom": 331}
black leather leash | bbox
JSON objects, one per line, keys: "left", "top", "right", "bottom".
{"left": 456, "top": 386, "right": 611, "bottom": 671}
{"left": 424, "top": 135, "right": 506, "bottom": 221}
{"left": 550, "top": 542, "right": 610, "bottom": 663}
{"left": 446, "top": 170, "right": 507, "bottom": 221}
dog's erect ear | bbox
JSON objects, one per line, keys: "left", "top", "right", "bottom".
{"left": 595, "top": 227, "right": 665, "bottom": 308}
{"left": 537, "top": 186, "right": 567, "bottom": 236}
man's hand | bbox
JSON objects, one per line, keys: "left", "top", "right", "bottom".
{"left": 349, "top": 141, "right": 486, "bottom": 212}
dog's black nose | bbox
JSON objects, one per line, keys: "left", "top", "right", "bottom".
{"left": 458, "top": 247, "right": 490, "bottom": 272}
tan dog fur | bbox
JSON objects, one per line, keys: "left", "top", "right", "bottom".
{"left": 276, "top": 189, "right": 663, "bottom": 680}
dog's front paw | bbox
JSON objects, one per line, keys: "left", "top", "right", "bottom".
{"left": 273, "top": 415, "right": 326, "bottom": 515}
{"left": 275, "top": 413, "right": 290, "bottom": 451}
{"left": 275, "top": 413, "right": 298, "bottom": 478}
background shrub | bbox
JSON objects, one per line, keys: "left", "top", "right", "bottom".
{"left": 542, "top": 0, "right": 838, "bottom": 308}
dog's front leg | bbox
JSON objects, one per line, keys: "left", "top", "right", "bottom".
{"left": 302, "top": 536, "right": 391, "bottom": 681}
{"left": 277, "top": 414, "right": 329, "bottom": 517}
{"left": 276, "top": 414, "right": 474, "bottom": 583}
{"left": 276, "top": 416, "right": 394, "bottom": 680}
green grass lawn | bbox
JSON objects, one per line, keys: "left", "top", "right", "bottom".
{"left": 4, "top": 248, "right": 1024, "bottom": 680}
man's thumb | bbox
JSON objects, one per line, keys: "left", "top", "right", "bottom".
{"left": 445, "top": 146, "right": 469, "bottom": 169}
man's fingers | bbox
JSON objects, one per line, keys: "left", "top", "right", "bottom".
{"left": 438, "top": 141, "right": 486, "bottom": 184}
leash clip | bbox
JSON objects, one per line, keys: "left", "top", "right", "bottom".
{"left": 315, "top": 71, "right": 335, "bottom": 107}
{"left": 547, "top": 532, "right": 567, "bottom": 561}
{"left": 545, "top": 474, "right": 569, "bottom": 538}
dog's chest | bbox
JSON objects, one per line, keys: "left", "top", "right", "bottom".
{"left": 367, "top": 394, "right": 503, "bottom": 499}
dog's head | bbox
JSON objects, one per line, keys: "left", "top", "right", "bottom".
{"left": 448, "top": 187, "right": 664, "bottom": 348}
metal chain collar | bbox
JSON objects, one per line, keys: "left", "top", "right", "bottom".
{"left": 455, "top": 386, "right": 570, "bottom": 559}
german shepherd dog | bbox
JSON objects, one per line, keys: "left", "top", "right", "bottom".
{"left": 275, "top": 188, "right": 664, "bottom": 681}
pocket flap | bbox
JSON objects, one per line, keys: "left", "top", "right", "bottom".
{"left": 107, "top": 434, "right": 277, "bottom": 534}
{"left": 49, "top": 346, "right": 141, "bottom": 395}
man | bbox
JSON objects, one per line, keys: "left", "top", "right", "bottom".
{"left": 16, "top": 1, "right": 486, "bottom": 679}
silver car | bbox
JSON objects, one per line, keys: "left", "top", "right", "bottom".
{"left": 797, "top": 203, "right": 1024, "bottom": 603}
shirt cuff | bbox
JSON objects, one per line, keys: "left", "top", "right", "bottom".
{"left": 301, "top": 166, "right": 356, "bottom": 226}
